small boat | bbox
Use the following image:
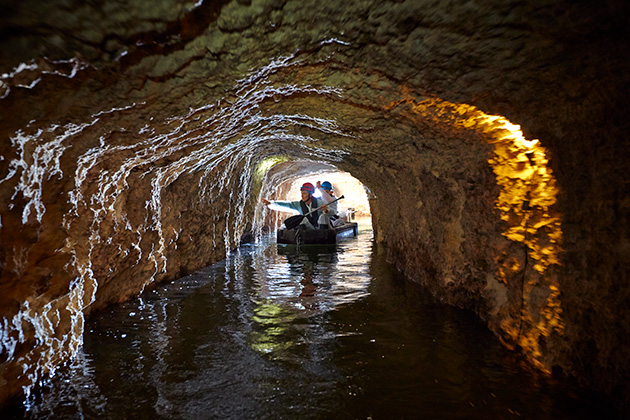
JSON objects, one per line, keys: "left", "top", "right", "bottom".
{"left": 277, "top": 222, "right": 358, "bottom": 245}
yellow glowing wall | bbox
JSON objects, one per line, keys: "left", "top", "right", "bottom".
{"left": 387, "top": 91, "right": 564, "bottom": 371}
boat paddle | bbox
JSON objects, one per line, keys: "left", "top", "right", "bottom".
{"left": 283, "top": 195, "right": 345, "bottom": 230}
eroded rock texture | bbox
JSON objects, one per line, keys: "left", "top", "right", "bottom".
{"left": 1, "top": 0, "right": 628, "bottom": 413}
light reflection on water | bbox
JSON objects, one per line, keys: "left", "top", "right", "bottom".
{"left": 4, "top": 220, "right": 613, "bottom": 419}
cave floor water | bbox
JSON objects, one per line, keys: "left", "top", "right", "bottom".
{"left": 5, "top": 219, "right": 615, "bottom": 419}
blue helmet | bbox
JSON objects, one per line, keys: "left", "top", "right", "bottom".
{"left": 321, "top": 181, "right": 333, "bottom": 191}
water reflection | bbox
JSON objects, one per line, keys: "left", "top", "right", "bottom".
{"left": 24, "top": 350, "right": 106, "bottom": 419}
{"left": 3, "top": 220, "right": 615, "bottom": 419}
{"left": 248, "top": 226, "right": 371, "bottom": 359}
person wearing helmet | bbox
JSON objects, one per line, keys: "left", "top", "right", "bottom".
{"left": 261, "top": 182, "right": 327, "bottom": 229}
{"left": 316, "top": 180, "right": 342, "bottom": 228}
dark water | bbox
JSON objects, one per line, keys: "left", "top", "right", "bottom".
{"left": 5, "top": 221, "right": 615, "bottom": 419}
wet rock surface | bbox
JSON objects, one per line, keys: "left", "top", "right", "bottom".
{"left": 1, "top": 0, "right": 629, "bottom": 414}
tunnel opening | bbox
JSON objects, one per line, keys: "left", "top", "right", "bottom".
{"left": 254, "top": 160, "right": 372, "bottom": 236}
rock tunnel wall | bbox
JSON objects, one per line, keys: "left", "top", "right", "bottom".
{"left": 1, "top": 0, "right": 629, "bottom": 413}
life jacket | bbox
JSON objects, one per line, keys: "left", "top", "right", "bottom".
{"left": 300, "top": 197, "right": 319, "bottom": 227}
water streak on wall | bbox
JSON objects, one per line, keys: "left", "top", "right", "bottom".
{"left": 0, "top": 55, "right": 348, "bottom": 402}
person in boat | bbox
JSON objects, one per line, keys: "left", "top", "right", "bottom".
{"left": 316, "top": 181, "right": 344, "bottom": 228}
{"left": 261, "top": 182, "right": 329, "bottom": 230}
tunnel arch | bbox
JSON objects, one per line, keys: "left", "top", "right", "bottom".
{"left": 0, "top": 65, "right": 563, "bottom": 403}
{"left": 1, "top": 0, "right": 628, "bottom": 413}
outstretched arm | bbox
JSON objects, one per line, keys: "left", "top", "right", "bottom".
{"left": 262, "top": 199, "right": 302, "bottom": 213}
{"left": 316, "top": 181, "right": 334, "bottom": 204}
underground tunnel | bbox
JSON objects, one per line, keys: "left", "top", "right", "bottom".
{"left": 0, "top": 0, "right": 629, "bottom": 418}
